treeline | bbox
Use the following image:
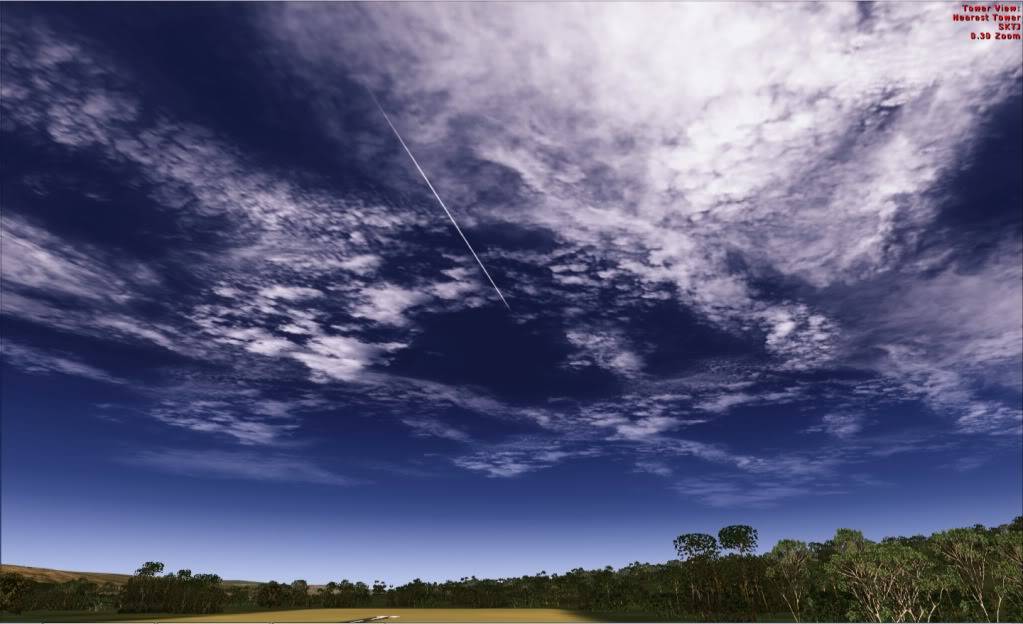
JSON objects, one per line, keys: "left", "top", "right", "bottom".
{"left": 255, "top": 579, "right": 373, "bottom": 609}
{"left": 327, "top": 518, "right": 1023, "bottom": 622}
{"left": 1, "top": 517, "right": 1021, "bottom": 622}
{"left": 118, "top": 563, "right": 228, "bottom": 613}
{"left": 0, "top": 562, "right": 231, "bottom": 615}
{"left": 0, "top": 576, "right": 119, "bottom": 613}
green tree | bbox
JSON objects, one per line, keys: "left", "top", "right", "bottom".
{"left": 318, "top": 581, "right": 339, "bottom": 608}
{"left": 11, "top": 516, "right": 1023, "bottom": 621}
{"left": 135, "top": 562, "right": 165, "bottom": 577}
{"left": 355, "top": 582, "right": 372, "bottom": 605}
{"left": 767, "top": 539, "right": 814, "bottom": 622}
{"left": 719, "top": 525, "right": 758, "bottom": 556}
{"left": 190, "top": 574, "right": 226, "bottom": 613}
{"left": 119, "top": 562, "right": 224, "bottom": 614}
{"left": 121, "top": 561, "right": 166, "bottom": 612}
{"left": 674, "top": 532, "right": 720, "bottom": 561}
{"left": 255, "top": 581, "right": 287, "bottom": 608}
{"left": 991, "top": 529, "right": 1023, "bottom": 622}
{"left": 718, "top": 525, "right": 762, "bottom": 619}
{"left": 0, "top": 573, "right": 31, "bottom": 614}
{"left": 832, "top": 528, "right": 868, "bottom": 554}
{"left": 673, "top": 533, "right": 720, "bottom": 618}
{"left": 290, "top": 580, "right": 309, "bottom": 608}
{"left": 932, "top": 527, "right": 997, "bottom": 621}
{"left": 828, "top": 537, "right": 942, "bottom": 622}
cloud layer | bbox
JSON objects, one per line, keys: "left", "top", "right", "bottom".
{"left": 1, "top": 4, "right": 1020, "bottom": 505}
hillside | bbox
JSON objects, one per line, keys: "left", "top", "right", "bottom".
{"left": 0, "top": 565, "right": 257, "bottom": 588}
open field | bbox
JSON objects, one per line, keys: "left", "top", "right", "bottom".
{"left": 0, "top": 612, "right": 183, "bottom": 623}
{"left": 166, "top": 609, "right": 604, "bottom": 622}
{"left": 0, "top": 607, "right": 795, "bottom": 623}
{"left": 0, "top": 609, "right": 639, "bottom": 623}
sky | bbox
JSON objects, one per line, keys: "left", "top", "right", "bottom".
{"left": 1, "top": 3, "right": 1021, "bottom": 585}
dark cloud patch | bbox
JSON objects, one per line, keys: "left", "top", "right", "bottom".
{"left": 633, "top": 302, "right": 761, "bottom": 377}
{"left": 1, "top": 133, "right": 238, "bottom": 267}
{"left": 919, "top": 92, "right": 1023, "bottom": 259}
{"left": 386, "top": 306, "right": 622, "bottom": 403}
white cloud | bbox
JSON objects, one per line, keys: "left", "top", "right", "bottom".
{"left": 429, "top": 269, "right": 480, "bottom": 301}
{"left": 612, "top": 415, "right": 682, "bottom": 441}
{"left": 131, "top": 449, "right": 358, "bottom": 485}
{"left": 452, "top": 440, "right": 598, "bottom": 478}
{"left": 339, "top": 254, "right": 383, "bottom": 275}
{"left": 150, "top": 401, "right": 298, "bottom": 446}
{"left": 0, "top": 216, "right": 159, "bottom": 307}
{"left": 808, "top": 413, "right": 865, "bottom": 439}
{"left": 634, "top": 460, "right": 672, "bottom": 477}
{"left": 762, "top": 305, "right": 836, "bottom": 370}
{"left": 566, "top": 330, "right": 643, "bottom": 375}
{"left": 268, "top": 1, "right": 1021, "bottom": 388}
{"left": 290, "top": 335, "right": 404, "bottom": 382}
{"left": 675, "top": 477, "right": 819, "bottom": 508}
{"left": 351, "top": 283, "right": 426, "bottom": 326}
{"left": 3, "top": 7, "right": 1019, "bottom": 492}
{"left": 697, "top": 393, "right": 756, "bottom": 414}
{"left": 94, "top": 317, "right": 178, "bottom": 350}
{"left": 259, "top": 285, "right": 324, "bottom": 301}
{"left": 401, "top": 417, "right": 472, "bottom": 443}
{"left": 869, "top": 246, "right": 1023, "bottom": 433}
{"left": 245, "top": 336, "right": 296, "bottom": 356}
{"left": 1, "top": 342, "right": 127, "bottom": 385}
{"left": 956, "top": 404, "right": 1022, "bottom": 436}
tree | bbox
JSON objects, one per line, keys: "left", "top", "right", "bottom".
{"left": 0, "top": 574, "right": 31, "bottom": 614}
{"left": 991, "top": 529, "right": 1023, "bottom": 622}
{"left": 674, "top": 532, "right": 720, "bottom": 561}
{"left": 673, "top": 533, "right": 721, "bottom": 617}
{"left": 120, "top": 562, "right": 225, "bottom": 614}
{"left": 719, "top": 525, "right": 759, "bottom": 556}
{"left": 122, "top": 561, "right": 166, "bottom": 612}
{"left": 9, "top": 516, "right": 1023, "bottom": 621}
{"left": 318, "top": 582, "right": 339, "bottom": 608}
{"left": 828, "top": 537, "right": 943, "bottom": 623}
{"left": 135, "top": 562, "right": 165, "bottom": 577}
{"left": 718, "top": 525, "right": 762, "bottom": 618}
{"left": 189, "top": 574, "right": 226, "bottom": 613}
{"left": 932, "top": 527, "right": 996, "bottom": 621}
{"left": 290, "top": 580, "right": 309, "bottom": 608}
{"left": 352, "top": 581, "right": 371, "bottom": 607}
{"left": 767, "top": 539, "right": 814, "bottom": 622}
{"left": 832, "top": 528, "right": 868, "bottom": 555}
{"left": 255, "top": 581, "right": 287, "bottom": 608}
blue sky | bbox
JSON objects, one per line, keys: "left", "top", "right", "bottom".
{"left": 1, "top": 3, "right": 1021, "bottom": 584}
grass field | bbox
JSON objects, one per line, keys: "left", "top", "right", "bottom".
{"left": 0, "top": 612, "right": 181, "bottom": 623}
{"left": 166, "top": 608, "right": 605, "bottom": 622}
{"left": 0, "top": 608, "right": 798, "bottom": 622}
{"left": 0, "top": 608, "right": 630, "bottom": 623}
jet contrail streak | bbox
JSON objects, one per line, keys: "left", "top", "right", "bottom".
{"left": 367, "top": 88, "right": 511, "bottom": 310}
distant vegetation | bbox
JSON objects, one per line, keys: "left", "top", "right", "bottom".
{"left": 2, "top": 517, "right": 1021, "bottom": 622}
{"left": 0, "top": 565, "right": 133, "bottom": 587}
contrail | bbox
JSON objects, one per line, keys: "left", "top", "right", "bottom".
{"left": 366, "top": 88, "right": 511, "bottom": 310}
